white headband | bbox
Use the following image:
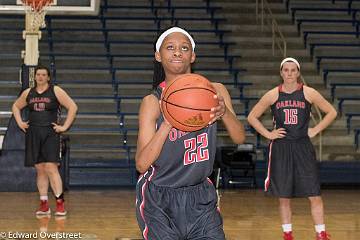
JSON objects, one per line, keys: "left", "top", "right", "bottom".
{"left": 155, "top": 27, "right": 195, "bottom": 52}
{"left": 280, "top": 57, "right": 300, "bottom": 70}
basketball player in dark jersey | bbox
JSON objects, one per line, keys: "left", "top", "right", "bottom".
{"left": 247, "top": 58, "right": 337, "bottom": 240}
{"left": 135, "top": 27, "right": 246, "bottom": 239}
{"left": 12, "top": 65, "right": 77, "bottom": 216}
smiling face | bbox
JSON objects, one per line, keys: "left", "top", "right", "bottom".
{"left": 280, "top": 62, "right": 300, "bottom": 84}
{"left": 155, "top": 32, "right": 196, "bottom": 78}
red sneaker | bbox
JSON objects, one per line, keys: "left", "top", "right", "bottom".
{"left": 36, "top": 200, "right": 50, "bottom": 215}
{"left": 55, "top": 199, "right": 67, "bottom": 216}
{"left": 283, "top": 231, "right": 294, "bottom": 240}
{"left": 316, "top": 231, "right": 330, "bottom": 240}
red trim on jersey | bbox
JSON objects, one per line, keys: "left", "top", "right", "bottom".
{"left": 278, "top": 83, "right": 303, "bottom": 93}
{"left": 159, "top": 81, "right": 166, "bottom": 89}
{"left": 139, "top": 166, "right": 156, "bottom": 240}
{"left": 207, "top": 177, "right": 222, "bottom": 212}
{"left": 137, "top": 174, "right": 144, "bottom": 183}
{"left": 264, "top": 141, "right": 274, "bottom": 191}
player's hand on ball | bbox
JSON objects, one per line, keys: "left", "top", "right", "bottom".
{"left": 268, "top": 128, "right": 286, "bottom": 140}
{"left": 52, "top": 123, "right": 67, "bottom": 133}
{"left": 209, "top": 94, "right": 226, "bottom": 125}
{"left": 159, "top": 100, "right": 172, "bottom": 129}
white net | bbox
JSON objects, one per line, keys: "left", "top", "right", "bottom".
{"left": 29, "top": 66, "right": 35, "bottom": 88}
{"left": 22, "top": 0, "right": 53, "bottom": 32}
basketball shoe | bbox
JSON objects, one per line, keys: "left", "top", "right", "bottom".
{"left": 55, "top": 199, "right": 67, "bottom": 216}
{"left": 36, "top": 200, "right": 50, "bottom": 215}
{"left": 316, "top": 231, "right": 330, "bottom": 240}
{"left": 283, "top": 231, "right": 294, "bottom": 240}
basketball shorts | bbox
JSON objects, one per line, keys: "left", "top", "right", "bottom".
{"left": 136, "top": 176, "right": 225, "bottom": 240}
{"left": 265, "top": 137, "right": 321, "bottom": 198}
{"left": 25, "top": 125, "right": 60, "bottom": 167}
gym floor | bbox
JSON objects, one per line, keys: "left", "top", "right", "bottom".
{"left": 0, "top": 189, "right": 359, "bottom": 240}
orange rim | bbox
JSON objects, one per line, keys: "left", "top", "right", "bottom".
{"left": 22, "top": 0, "right": 53, "bottom": 12}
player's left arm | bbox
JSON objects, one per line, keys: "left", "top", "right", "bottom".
{"left": 53, "top": 86, "right": 78, "bottom": 133}
{"left": 211, "top": 83, "right": 246, "bottom": 144}
{"left": 304, "top": 86, "right": 337, "bottom": 138}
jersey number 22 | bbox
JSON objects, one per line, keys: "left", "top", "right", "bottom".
{"left": 183, "top": 133, "right": 209, "bottom": 165}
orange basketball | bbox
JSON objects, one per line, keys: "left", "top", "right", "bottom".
{"left": 161, "top": 73, "right": 218, "bottom": 132}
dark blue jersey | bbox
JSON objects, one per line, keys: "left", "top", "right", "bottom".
{"left": 26, "top": 85, "right": 60, "bottom": 126}
{"left": 270, "top": 84, "right": 311, "bottom": 140}
{"left": 149, "top": 84, "right": 217, "bottom": 188}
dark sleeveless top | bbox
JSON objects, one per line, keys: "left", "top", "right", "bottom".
{"left": 26, "top": 85, "right": 60, "bottom": 126}
{"left": 148, "top": 84, "right": 218, "bottom": 188}
{"left": 270, "top": 84, "right": 311, "bottom": 140}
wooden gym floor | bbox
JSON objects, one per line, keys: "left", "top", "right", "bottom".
{"left": 0, "top": 189, "right": 358, "bottom": 240}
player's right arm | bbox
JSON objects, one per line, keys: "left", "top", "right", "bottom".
{"left": 12, "top": 88, "right": 31, "bottom": 132}
{"left": 247, "top": 88, "right": 286, "bottom": 140}
{"left": 135, "top": 94, "right": 173, "bottom": 173}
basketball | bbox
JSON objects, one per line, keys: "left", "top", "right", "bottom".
{"left": 161, "top": 73, "right": 218, "bottom": 132}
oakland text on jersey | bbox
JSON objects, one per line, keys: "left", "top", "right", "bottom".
{"left": 276, "top": 100, "right": 305, "bottom": 110}
{"left": 168, "top": 128, "right": 189, "bottom": 141}
{"left": 29, "top": 97, "right": 51, "bottom": 104}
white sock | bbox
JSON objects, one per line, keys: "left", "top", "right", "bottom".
{"left": 40, "top": 196, "right": 48, "bottom": 201}
{"left": 55, "top": 192, "right": 63, "bottom": 198}
{"left": 282, "top": 223, "right": 292, "bottom": 232}
{"left": 315, "top": 224, "right": 325, "bottom": 233}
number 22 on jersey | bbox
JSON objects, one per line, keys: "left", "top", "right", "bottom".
{"left": 183, "top": 133, "right": 210, "bottom": 165}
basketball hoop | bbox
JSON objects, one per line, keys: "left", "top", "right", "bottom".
{"left": 22, "top": 0, "right": 53, "bottom": 31}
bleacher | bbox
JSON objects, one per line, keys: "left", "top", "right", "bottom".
{"left": 208, "top": 0, "right": 360, "bottom": 166}
{"left": 0, "top": 0, "right": 257, "bottom": 187}
{"left": 1, "top": 0, "right": 360, "bottom": 188}
{"left": 289, "top": 0, "right": 360, "bottom": 153}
